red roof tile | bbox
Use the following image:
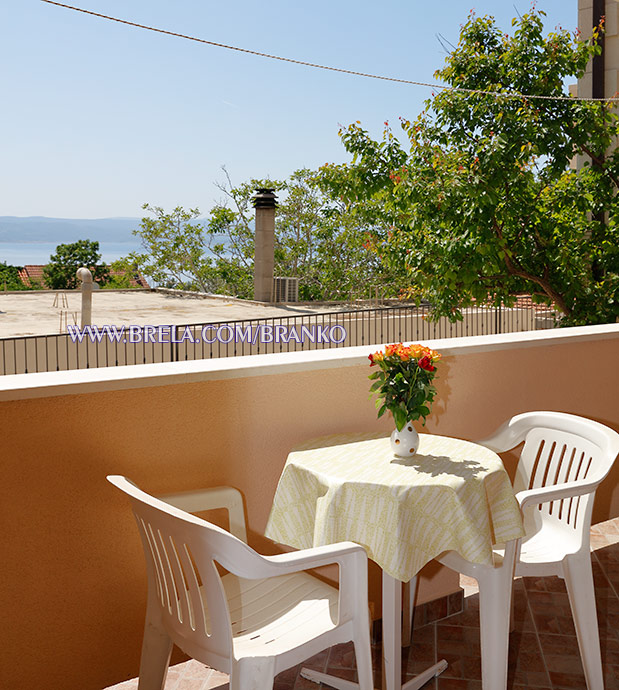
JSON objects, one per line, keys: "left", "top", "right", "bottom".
{"left": 17, "top": 265, "right": 149, "bottom": 289}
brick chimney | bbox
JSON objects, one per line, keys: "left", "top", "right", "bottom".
{"left": 253, "top": 188, "right": 278, "bottom": 302}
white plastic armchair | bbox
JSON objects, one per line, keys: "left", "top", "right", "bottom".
{"left": 157, "top": 485, "right": 248, "bottom": 542}
{"left": 479, "top": 411, "right": 619, "bottom": 690}
{"left": 107, "top": 476, "right": 374, "bottom": 690}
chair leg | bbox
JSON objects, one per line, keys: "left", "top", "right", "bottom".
{"left": 230, "top": 657, "right": 275, "bottom": 690}
{"left": 137, "top": 607, "right": 173, "bottom": 690}
{"left": 354, "top": 614, "right": 376, "bottom": 690}
{"left": 477, "top": 568, "right": 513, "bottom": 690}
{"left": 563, "top": 554, "right": 604, "bottom": 690}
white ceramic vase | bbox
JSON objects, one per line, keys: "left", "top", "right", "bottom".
{"left": 390, "top": 422, "right": 420, "bottom": 457}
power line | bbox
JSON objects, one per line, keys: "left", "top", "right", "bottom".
{"left": 41, "top": 0, "right": 619, "bottom": 103}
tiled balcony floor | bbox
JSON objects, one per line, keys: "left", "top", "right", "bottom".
{"left": 107, "top": 518, "right": 619, "bottom": 690}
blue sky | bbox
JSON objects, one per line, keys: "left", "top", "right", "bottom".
{"left": 2, "top": 1, "right": 577, "bottom": 219}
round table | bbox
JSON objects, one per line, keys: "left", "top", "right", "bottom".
{"left": 266, "top": 431, "right": 524, "bottom": 582}
{"left": 265, "top": 431, "right": 525, "bottom": 690}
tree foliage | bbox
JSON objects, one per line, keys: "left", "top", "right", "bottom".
{"left": 128, "top": 168, "right": 399, "bottom": 301}
{"left": 0, "top": 262, "right": 28, "bottom": 290}
{"left": 102, "top": 258, "right": 143, "bottom": 289}
{"left": 44, "top": 240, "right": 110, "bottom": 289}
{"left": 127, "top": 205, "right": 214, "bottom": 292}
{"left": 321, "top": 9, "right": 619, "bottom": 325}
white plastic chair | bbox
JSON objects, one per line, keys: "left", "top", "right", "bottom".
{"left": 477, "top": 411, "right": 619, "bottom": 690}
{"left": 108, "top": 476, "right": 374, "bottom": 690}
{"left": 406, "top": 411, "right": 619, "bottom": 690}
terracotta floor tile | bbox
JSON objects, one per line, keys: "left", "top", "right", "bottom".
{"left": 435, "top": 678, "right": 482, "bottom": 689}
{"left": 405, "top": 637, "right": 437, "bottom": 677}
{"left": 437, "top": 594, "right": 480, "bottom": 629}
{"left": 322, "top": 666, "right": 359, "bottom": 683}
{"left": 203, "top": 670, "right": 228, "bottom": 690}
{"left": 601, "top": 635, "right": 619, "bottom": 666}
{"left": 448, "top": 591, "right": 464, "bottom": 617}
{"left": 326, "top": 641, "right": 357, "bottom": 669}
{"left": 596, "top": 543, "right": 619, "bottom": 567}
{"left": 425, "top": 596, "right": 449, "bottom": 624}
{"left": 508, "top": 631, "right": 549, "bottom": 687}
{"left": 274, "top": 665, "right": 300, "bottom": 687}
{"left": 288, "top": 675, "right": 333, "bottom": 690}
{"left": 547, "top": 669, "right": 590, "bottom": 688}
{"left": 593, "top": 517, "right": 619, "bottom": 537}
{"left": 603, "top": 661, "right": 619, "bottom": 687}
{"left": 436, "top": 625, "right": 481, "bottom": 681}
{"left": 181, "top": 660, "right": 211, "bottom": 679}
{"left": 176, "top": 678, "right": 210, "bottom": 690}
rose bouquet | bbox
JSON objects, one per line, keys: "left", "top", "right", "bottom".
{"left": 368, "top": 343, "right": 441, "bottom": 431}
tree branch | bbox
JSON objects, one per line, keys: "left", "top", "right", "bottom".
{"left": 491, "top": 218, "right": 569, "bottom": 315}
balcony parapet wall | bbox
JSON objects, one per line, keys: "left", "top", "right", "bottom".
{"left": 0, "top": 322, "right": 616, "bottom": 401}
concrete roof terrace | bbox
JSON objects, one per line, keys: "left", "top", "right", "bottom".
{"left": 0, "top": 288, "right": 357, "bottom": 338}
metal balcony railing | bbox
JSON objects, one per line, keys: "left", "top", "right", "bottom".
{"left": 0, "top": 303, "right": 556, "bottom": 375}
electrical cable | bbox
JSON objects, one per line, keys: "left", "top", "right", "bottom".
{"left": 41, "top": 0, "right": 619, "bottom": 103}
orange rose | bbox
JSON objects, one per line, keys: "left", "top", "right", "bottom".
{"left": 368, "top": 351, "right": 384, "bottom": 366}
{"left": 385, "top": 343, "right": 401, "bottom": 357}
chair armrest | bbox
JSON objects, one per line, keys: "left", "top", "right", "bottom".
{"left": 258, "top": 542, "right": 369, "bottom": 624}
{"left": 263, "top": 542, "right": 368, "bottom": 573}
{"left": 224, "top": 541, "right": 367, "bottom": 580}
{"left": 516, "top": 477, "right": 602, "bottom": 511}
{"left": 158, "top": 486, "right": 247, "bottom": 542}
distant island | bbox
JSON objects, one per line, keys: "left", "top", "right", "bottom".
{"left": 0, "top": 217, "right": 141, "bottom": 244}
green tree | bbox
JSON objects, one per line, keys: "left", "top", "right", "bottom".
{"left": 321, "top": 9, "right": 619, "bottom": 325}
{"left": 100, "top": 258, "right": 144, "bottom": 289}
{"left": 278, "top": 168, "right": 398, "bottom": 300}
{"left": 127, "top": 205, "right": 216, "bottom": 292}
{"left": 129, "top": 168, "right": 395, "bottom": 301}
{"left": 205, "top": 169, "right": 286, "bottom": 298}
{"left": 0, "top": 262, "right": 28, "bottom": 290}
{"left": 44, "top": 240, "right": 110, "bottom": 289}
{"left": 208, "top": 167, "right": 399, "bottom": 300}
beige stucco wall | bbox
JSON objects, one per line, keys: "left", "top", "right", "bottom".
{"left": 578, "top": 0, "right": 619, "bottom": 100}
{"left": 1, "top": 326, "right": 618, "bottom": 689}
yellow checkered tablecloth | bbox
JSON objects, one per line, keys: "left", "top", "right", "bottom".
{"left": 265, "top": 432, "right": 525, "bottom": 582}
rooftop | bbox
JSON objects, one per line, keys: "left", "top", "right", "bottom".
{"left": 16, "top": 264, "right": 149, "bottom": 289}
{"left": 0, "top": 289, "right": 353, "bottom": 338}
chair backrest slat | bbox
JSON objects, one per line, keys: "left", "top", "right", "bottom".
{"left": 160, "top": 512, "right": 229, "bottom": 657}
{"left": 501, "top": 413, "right": 619, "bottom": 538}
{"left": 137, "top": 517, "right": 166, "bottom": 608}
{"left": 178, "top": 542, "right": 208, "bottom": 634}
{"left": 165, "top": 533, "right": 192, "bottom": 628}
{"left": 111, "top": 479, "right": 239, "bottom": 662}
{"left": 520, "top": 430, "right": 598, "bottom": 528}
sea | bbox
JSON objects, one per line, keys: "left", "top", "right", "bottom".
{"left": 0, "top": 217, "right": 235, "bottom": 268}
{"left": 0, "top": 241, "right": 143, "bottom": 266}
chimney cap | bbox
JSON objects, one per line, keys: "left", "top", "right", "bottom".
{"left": 253, "top": 188, "right": 278, "bottom": 209}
